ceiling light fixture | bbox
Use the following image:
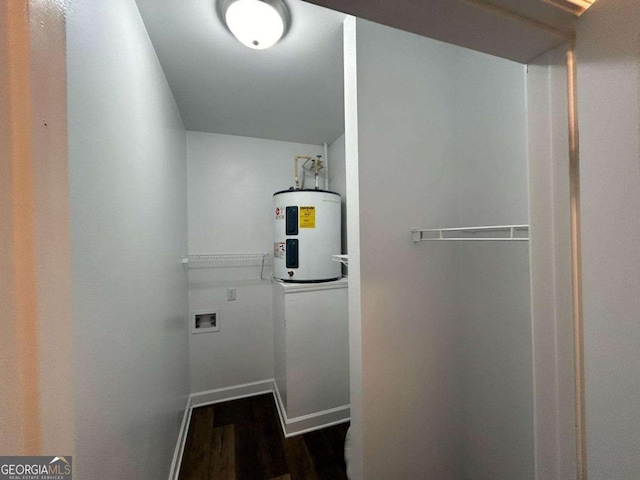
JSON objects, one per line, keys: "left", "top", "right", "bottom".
{"left": 219, "top": 0, "right": 289, "bottom": 50}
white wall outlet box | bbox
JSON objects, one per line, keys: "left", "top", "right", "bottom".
{"left": 191, "top": 309, "right": 220, "bottom": 334}
{"left": 227, "top": 288, "right": 236, "bottom": 301}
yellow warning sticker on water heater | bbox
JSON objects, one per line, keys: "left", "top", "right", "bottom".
{"left": 299, "top": 206, "right": 316, "bottom": 228}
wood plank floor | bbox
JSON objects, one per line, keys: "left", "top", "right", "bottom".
{"left": 178, "top": 394, "right": 349, "bottom": 480}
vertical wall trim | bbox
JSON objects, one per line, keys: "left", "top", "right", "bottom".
{"left": 343, "top": 15, "right": 362, "bottom": 480}
{"left": 566, "top": 41, "right": 587, "bottom": 480}
{"left": 28, "top": 0, "right": 74, "bottom": 456}
{"left": 4, "top": 0, "right": 42, "bottom": 454}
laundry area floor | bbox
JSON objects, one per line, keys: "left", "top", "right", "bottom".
{"left": 178, "top": 394, "right": 349, "bottom": 480}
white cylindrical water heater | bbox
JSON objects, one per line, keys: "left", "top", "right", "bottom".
{"left": 273, "top": 189, "right": 341, "bottom": 282}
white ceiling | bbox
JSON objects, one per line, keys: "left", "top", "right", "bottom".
{"left": 136, "top": 0, "right": 346, "bottom": 145}
{"left": 136, "top": 0, "right": 579, "bottom": 145}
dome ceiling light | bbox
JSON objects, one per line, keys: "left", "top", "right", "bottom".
{"left": 219, "top": 0, "right": 289, "bottom": 50}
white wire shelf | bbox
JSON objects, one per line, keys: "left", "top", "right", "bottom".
{"left": 182, "top": 253, "right": 272, "bottom": 266}
{"left": 181, "top": 253, "right": 271, "bottom": 266}
{"left": 182, "top": 253, "right": 272, "bottom": 280}
{"left": 332, "top": 254, "right": 349, "bottom": 267}
{"left": 412, "top": 225, "right": 529, "bottom": 242}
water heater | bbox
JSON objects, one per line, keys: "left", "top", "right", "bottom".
{"left": 273, "top": 189, "right": 341, "bottom": 282}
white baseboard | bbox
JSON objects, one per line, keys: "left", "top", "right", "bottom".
{"left": 190, "top": 379, "right": 275, "bottom": 408}
{"left": 168, "top": 378, "right": 350, "bottom": 479}
{"left": 273, "top": 381, "right": 350, "bottom": 437}
{"left": 168, "top": 395, "right": 192, "bottom": 480}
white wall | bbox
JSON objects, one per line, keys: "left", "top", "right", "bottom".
{"left": 576, "top": 1, "right": 640, "bottom": 478}
{"left": 186, "top": 131, "right": 324, "bottom": 393}
{"left": 352, "top": 18, "right": 531, "bottom": 479}
{"left": 329, "top": 133, "right": 347, "bottom": 259}
{"left": 67, "top": 1, "right": 188, "bottom": 478}
{"left": 452, "top": 52, "right": 532, "bottom": 480}
{"left": 355, "top": 20, "right": 457, "bottom": 478}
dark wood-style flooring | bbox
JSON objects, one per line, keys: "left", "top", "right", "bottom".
{"left": 178, "top": 393, "right": 349, "bottom": 480}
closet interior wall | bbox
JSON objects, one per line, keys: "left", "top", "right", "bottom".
{"left": 352, "top": 18, "right": 532, "bottom": 479}
{"left": 451, "top": 49, "right": 532, "bottom": 480}
{"left": 186, "top": 131, "right": 347, "bottom": 394}
{"left": 577, "top": 1, "right": 640, "bottom": 476}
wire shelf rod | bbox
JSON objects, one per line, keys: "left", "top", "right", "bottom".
{"left": 332, "top": 254, "right": 349, "bottom": 267}
{"left": 412, "top": 224, "right": 529, "bottom": 242}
